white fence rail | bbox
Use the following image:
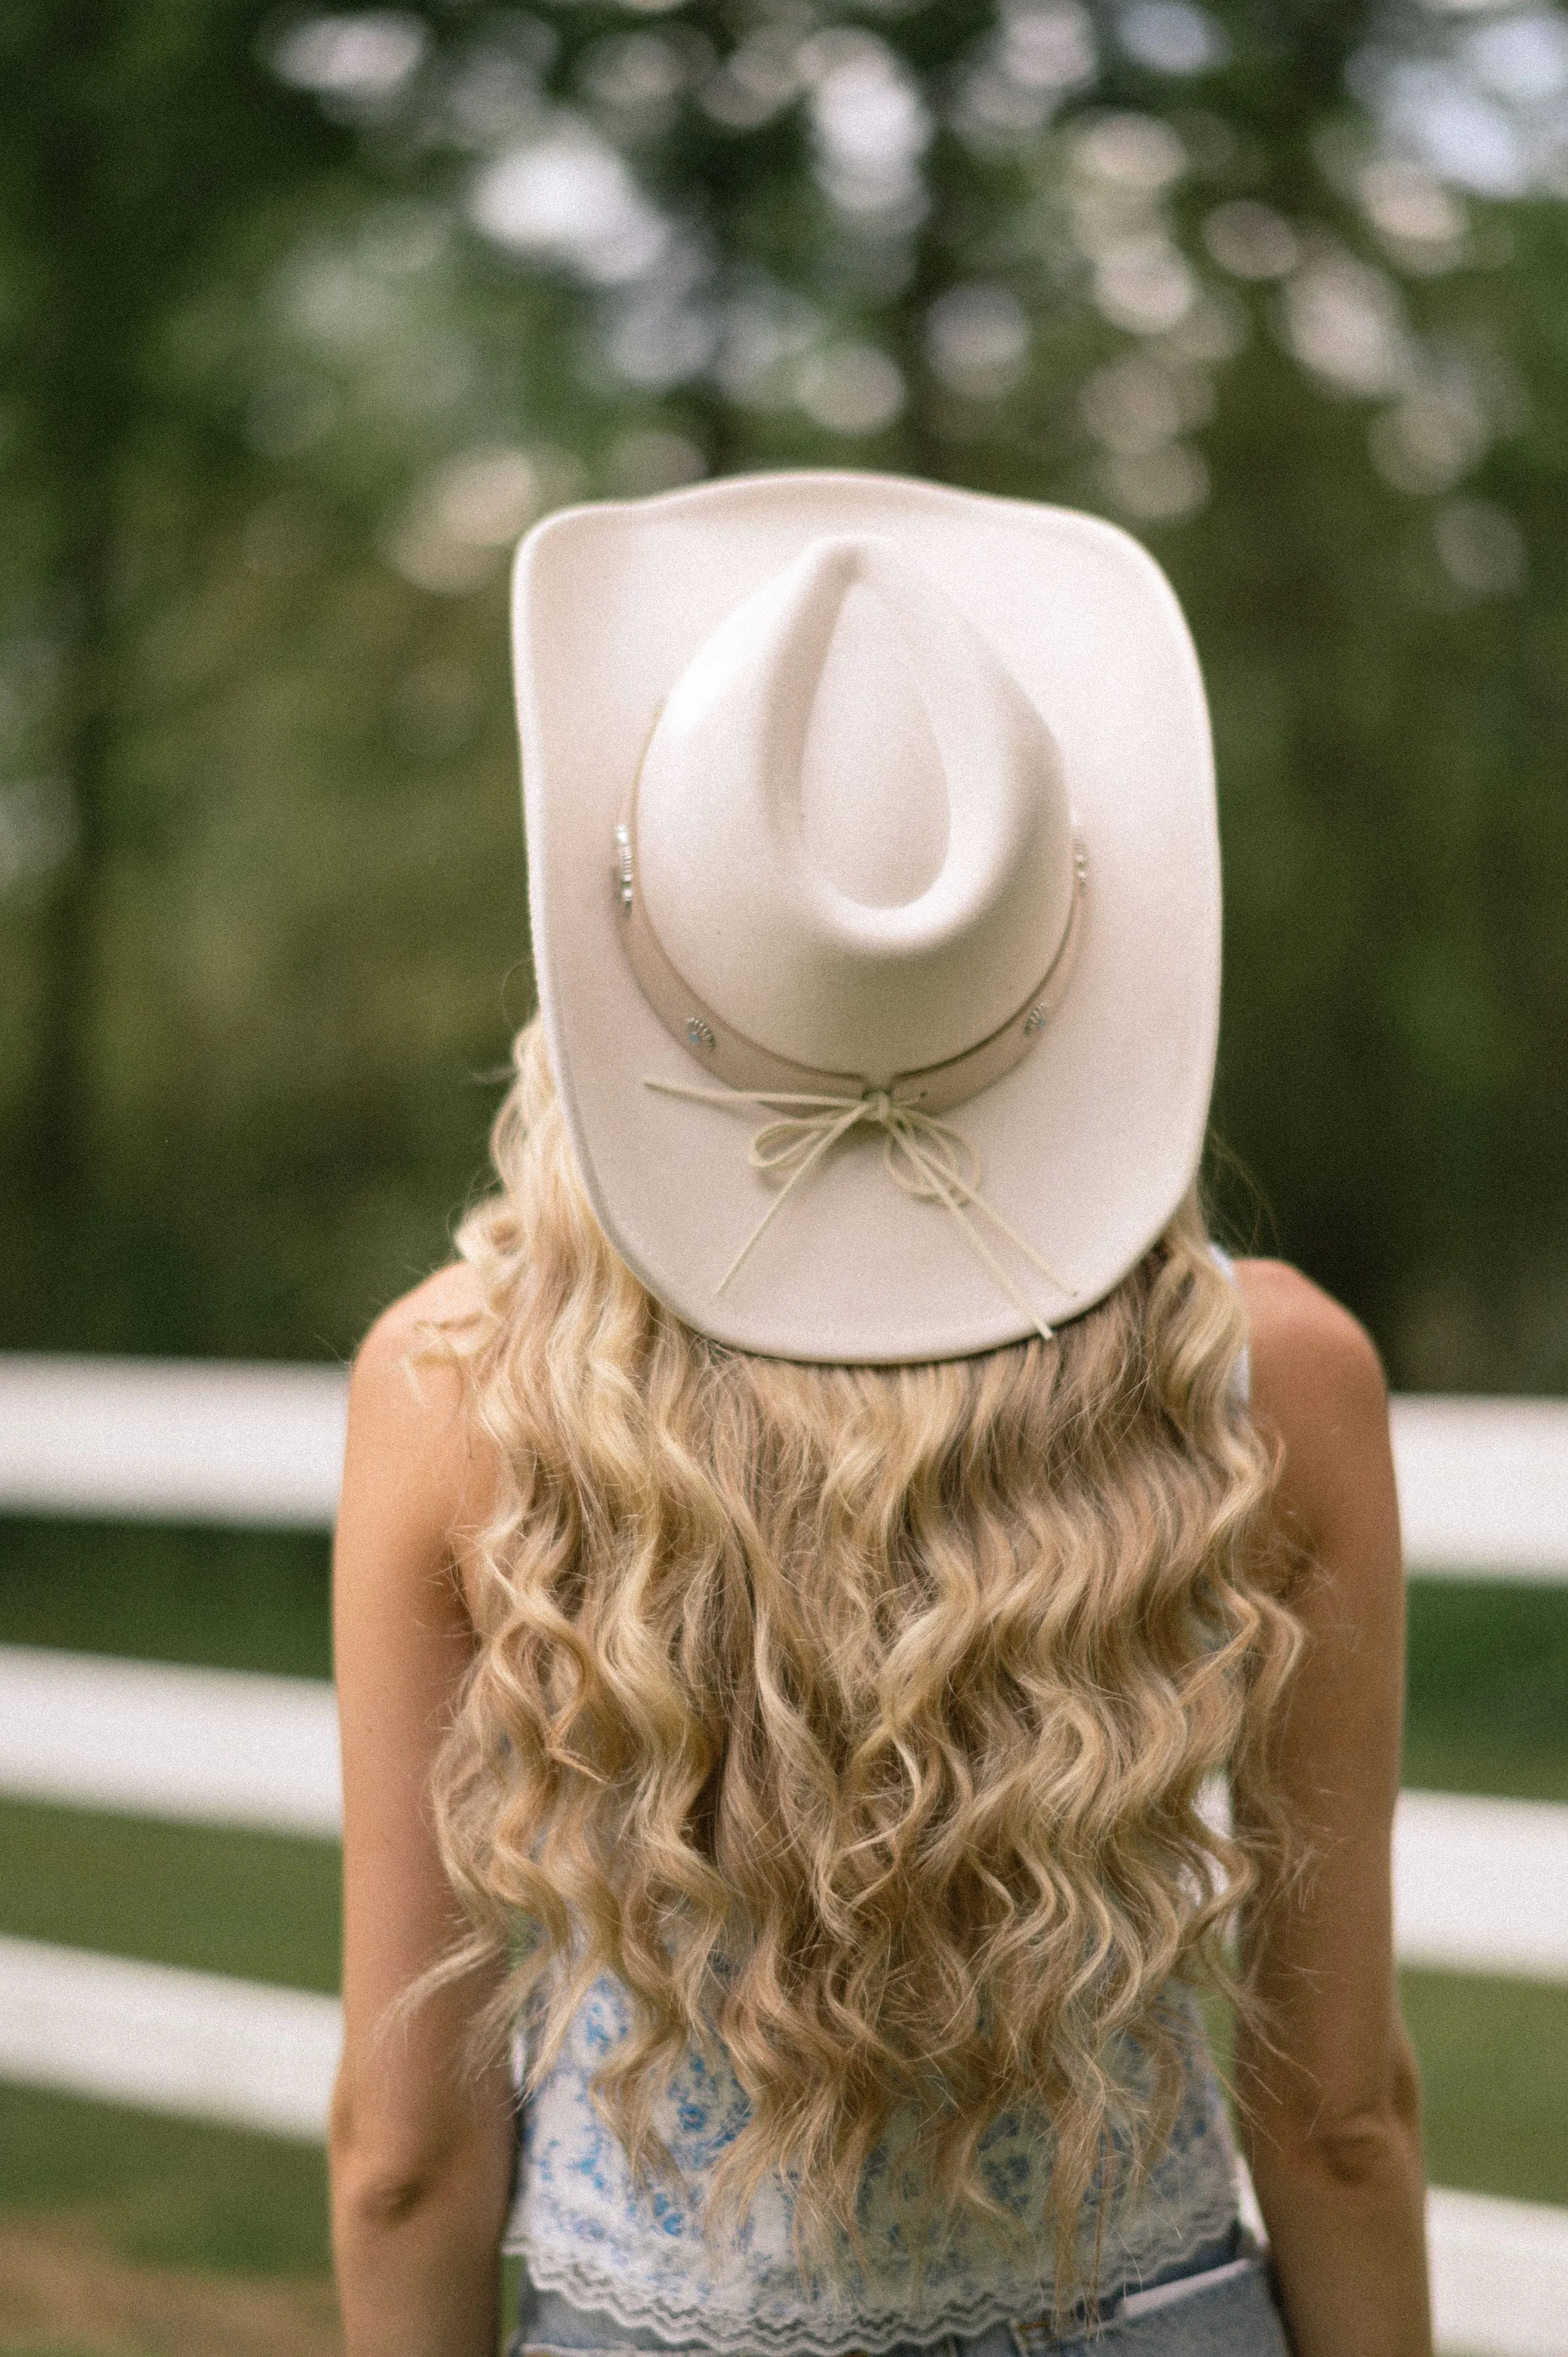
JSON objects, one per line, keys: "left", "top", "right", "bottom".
{"left": 3, "top": 1355, "right": 1567, "bottom": 1577}
{"left": 0, "top": 1933, "right": 339, "bottom": 2142}
{"left": 1428, "top": 2189, "right": 1568, "bottom": 2357}
{"left": 5, "top": 1644, "right": 1565, "bottom": 1981}
{"left": 1392, "top": 1395, "right": 1568, "bottom": 1580}
{"left": 0, "top": 1355, "right": 348, "bottom": 1527}
{"left": 1395, "top": 1792, "right": 1568, "bottom": 1982}
{"left": 0, "top": 1646, "right": 343, "bottom": 1840}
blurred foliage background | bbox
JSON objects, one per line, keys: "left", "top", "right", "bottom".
{"left": 1, "top": 0, "right": 1567, "bottom": 1382}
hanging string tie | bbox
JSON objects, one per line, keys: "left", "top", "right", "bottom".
{"left": 643, "top": 1081, "right": 1070, "bottom": 1343}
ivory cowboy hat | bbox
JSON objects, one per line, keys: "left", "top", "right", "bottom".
{"left": 512, "top": 470, "right": 1220, "bottom": 1364}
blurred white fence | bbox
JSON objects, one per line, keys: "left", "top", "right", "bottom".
{"left": 4, "top": 1645, "right": 1565, "bottom": 1982}
{"left": 3, "top": 1355, "right": 1568, "bottom": 1577}
{"left": 0, "top": 1355, "right": 348, "bottom": 1527}
{"left": 0, "top": 1646, "right": 343, "bottom": 1838}
{"left": 1, "top": 1355, "right": 1567, "bottom": 2353}
{"left": 0, "top": 1933, "right": 338, "bottom": 2141}
{"left": 1392, "top": 1395, "right": 1568, "bottom": 1581}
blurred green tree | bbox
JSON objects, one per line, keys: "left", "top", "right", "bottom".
{"left": 1, "top": 0, "right": 1565, "bottom": 1382}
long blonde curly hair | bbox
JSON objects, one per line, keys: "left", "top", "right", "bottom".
{"left": 424, "top": 1017, "right": 1299, "bottom": 2293}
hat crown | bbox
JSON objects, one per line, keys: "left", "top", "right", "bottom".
{"left": 636, "top": 534, "right": 1076, "bottom": 1081}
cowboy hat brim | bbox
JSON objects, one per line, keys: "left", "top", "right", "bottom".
{"left": 513, "top": 471, "right": 1219, "bottom": 1364}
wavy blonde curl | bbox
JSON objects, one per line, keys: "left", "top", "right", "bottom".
{"left": 424, "top": 1016, "right": 1300, "bottom": 2297}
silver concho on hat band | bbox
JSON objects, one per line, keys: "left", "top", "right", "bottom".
{"left": 611, "top": 807, "right": 1086, "bottom": 1120}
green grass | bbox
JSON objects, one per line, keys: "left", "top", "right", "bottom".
{"left": 0, "top": 2085, "right": 519, "bottom": 2347}
{"left": 1207, "top": 1973, "right": 1568, "bottom": 2213}
{"left": 0, "top": 1520, "right": 331, "bottom": 1679}
{"left": 1402, "top": 1970, "right": 1568, "bottom": 2209}
{"left": 0, "top": 1800, "right": 340, "bottom": 1990}
{"left": 0, "top": 2084, "right": 331, "bottom": 2276}
{"left": 1404, "top": 1578, "right": 1568, "bottom": 1802}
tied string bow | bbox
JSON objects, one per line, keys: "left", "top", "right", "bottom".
{"left": 644, "top": 1080, "right": 1069, "bottom": 1342}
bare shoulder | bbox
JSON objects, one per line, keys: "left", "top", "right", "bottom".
{"left": 344, "top": 1262, "right": 498, "bottom": 1552}
{"left": 1232, "top": 1256, "right": 1396, "bottom": 1565}
{"left": 1234, "top": 1256, "right": 1386, "bottom": 1421}
{"left": 356, "top": 1260, "right": 486, "bottom": 1377}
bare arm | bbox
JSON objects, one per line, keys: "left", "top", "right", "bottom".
{"left": 331, "top": 1266, "right": 516, "bottom": 2357}
{"left": 1234, "top": 1259, "right": 1431, "bottom": 2357}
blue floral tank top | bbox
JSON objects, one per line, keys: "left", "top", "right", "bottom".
{"left": 503, "top": 1974, "right": 1243, "bottom": 2355}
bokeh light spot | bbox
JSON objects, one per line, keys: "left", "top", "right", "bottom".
{"left": 1118, "top": 1, "right": 1228, "bottom": 78}
{"left": 1434, "top": 498, "right": 1527, "bottom": 596}
{"left": 271, "top": 13, "right": 426, "bottom": 104}
{"left": 926, "top": 285, "right": 1030, "bottom": 398}
{"left": 1100, "top": 443, "right": 1209, "bottom": 522}
{"left": 796, "top": 344, "right": 906, "bottom": 434}
{"left": 1203, "top": 200, "right": 1300, "bottom": 280}
{"left": 470, "top": 125, "right": 668, "bottom": 283}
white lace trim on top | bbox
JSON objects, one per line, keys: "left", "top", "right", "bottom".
{"left": 502, "top": 1977, "right": 1243, "bottom": 2357}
